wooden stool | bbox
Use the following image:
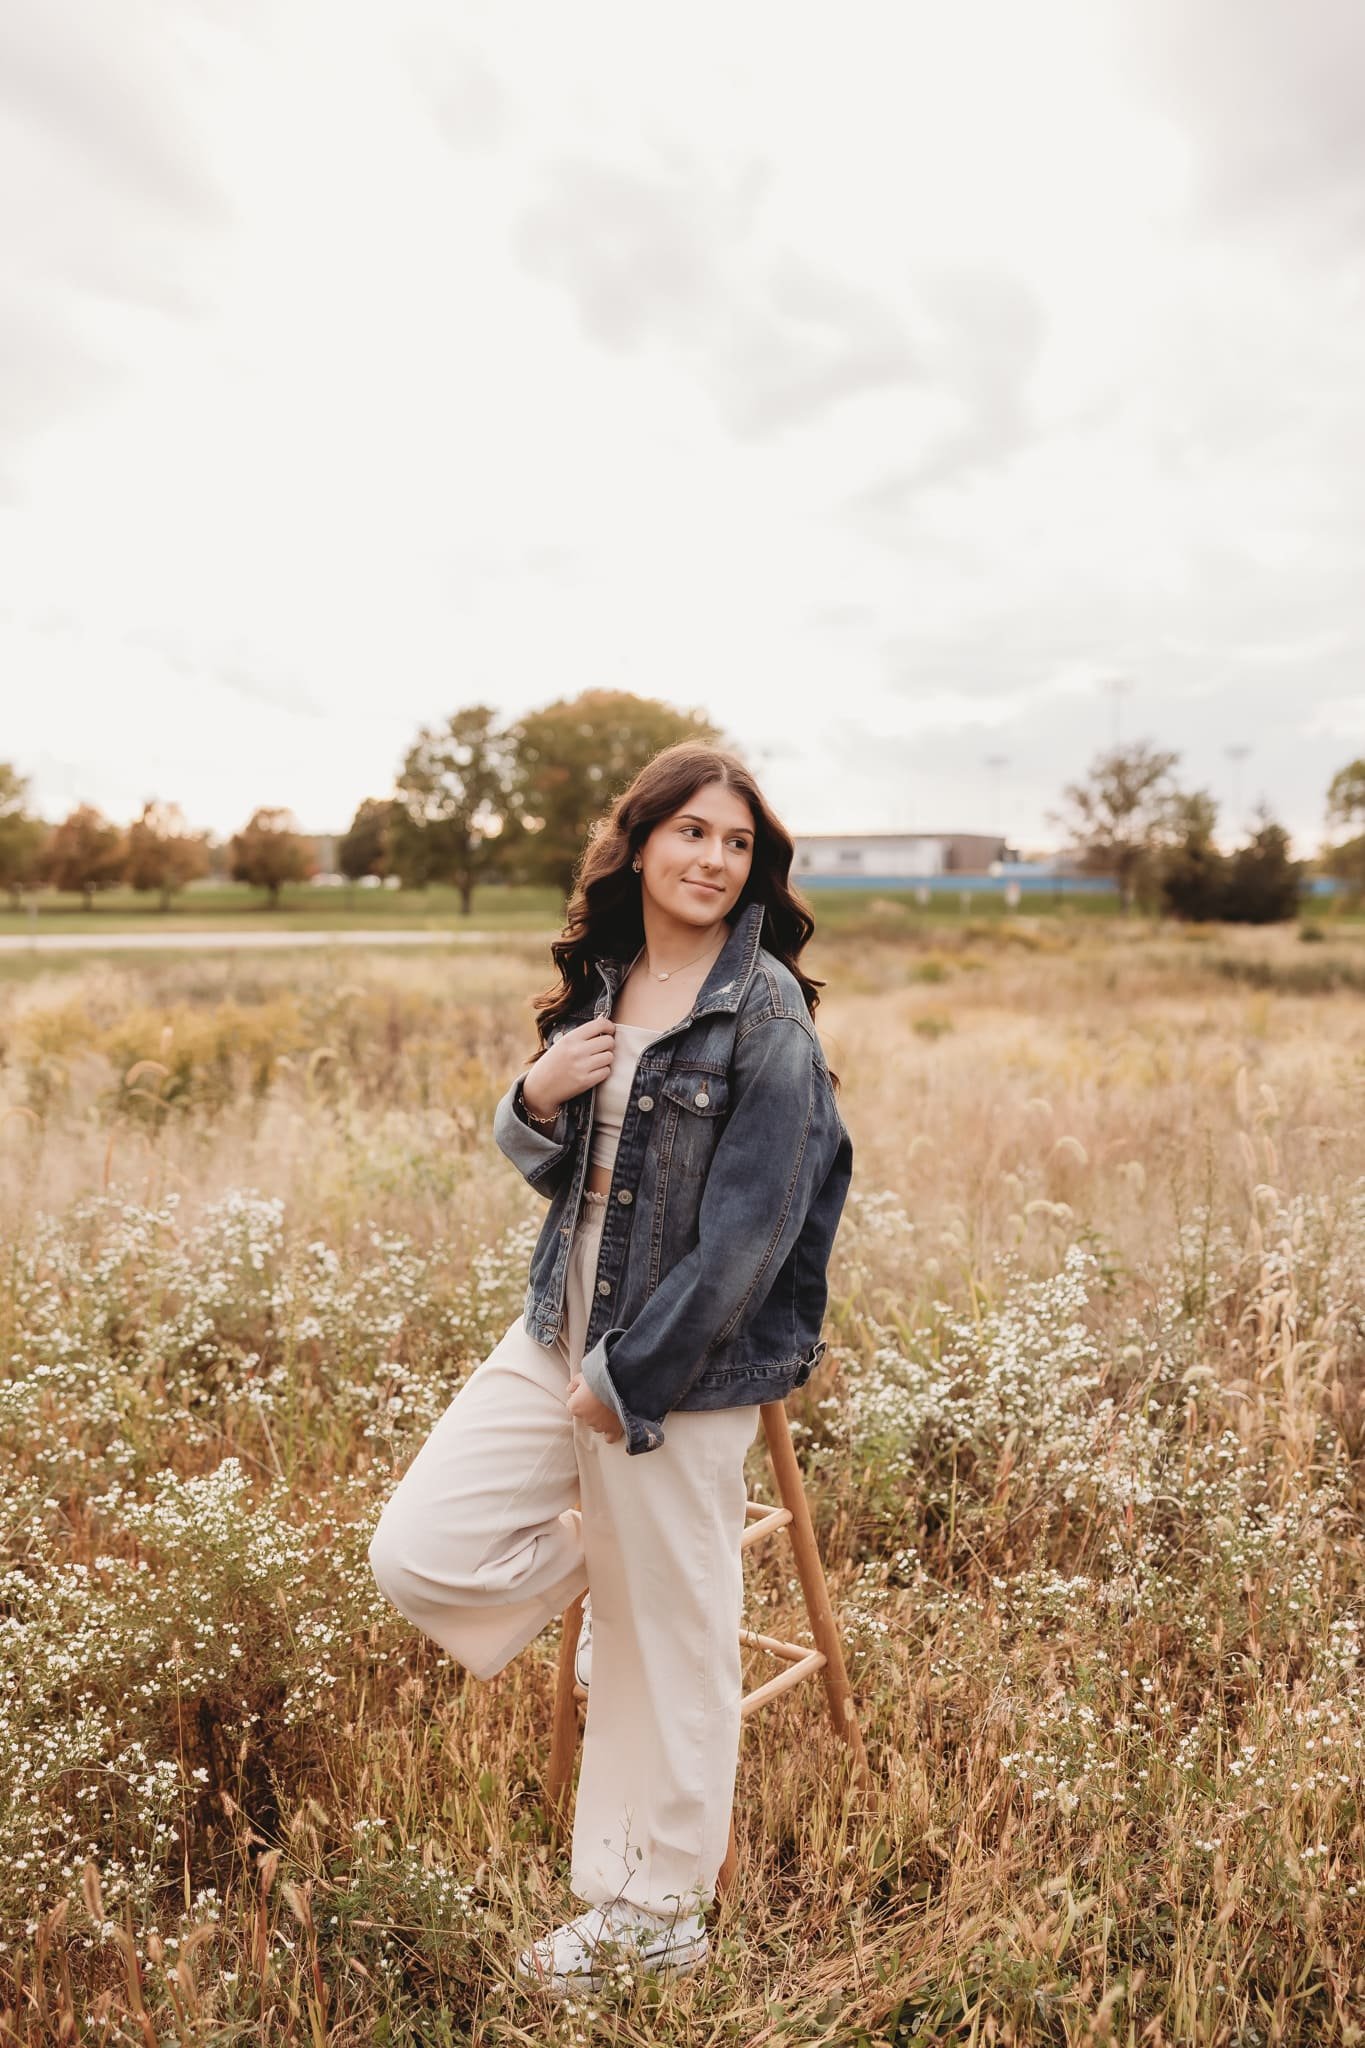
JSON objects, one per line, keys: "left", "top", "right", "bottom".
{"left": 545, "top": 1399, "right": 872, "bottom": 1896}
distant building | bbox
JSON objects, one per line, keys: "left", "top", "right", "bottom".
{"left": 792, "top": 832, "right": 1011, "bottom": 882}
{"left": 790, "top": 832, "right": 1120, "bottom": 897}
{"left": 303, "top": 834, "right": 339, "bottom": 879}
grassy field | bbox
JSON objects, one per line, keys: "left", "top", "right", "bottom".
{"left": 1, "top": 917, "right": 1362, "bottom": 2043}
{"left": 0, "top": 881, "right": 1148, "bottom": 938}
{"left": 0, "top": 883, "right": 570, "bottom": 935}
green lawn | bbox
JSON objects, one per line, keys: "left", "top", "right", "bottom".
{"left": 0, "top": 880, "right": 1124, "bottom": 934}
{"left": 0, "top": 883, "right": 565, "bottom": 934}
{"left": 0, "top": 880, "right": 1351, "bottom": 941}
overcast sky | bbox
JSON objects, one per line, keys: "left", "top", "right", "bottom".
{"left": 2, "top": 0, "right": 1363, "bottom": 854}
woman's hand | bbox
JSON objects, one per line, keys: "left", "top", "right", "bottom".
{"left": 523, "top": 1018, "right": 617, "bottom": 1120}
{"left": 566, "top": 1371, "right": 624, "bottom": 1444}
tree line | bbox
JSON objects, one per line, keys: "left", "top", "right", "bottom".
{"left": 0, "top": 691, "right": 721, "bottom": 910}
{"left": 3, "top": 688, "right": 1365, "bottom": 918}
{"left": 1049, "top": 740, "right": 1365, "bottom": 921}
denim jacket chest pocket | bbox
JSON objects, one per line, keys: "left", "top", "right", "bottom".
{"left": 656, "top": 1068, "right": 731, "bottom": 1186}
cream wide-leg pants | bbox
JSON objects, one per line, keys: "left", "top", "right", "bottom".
{"left": 367, "top": 1193, "right": 761, "bottom": 1920}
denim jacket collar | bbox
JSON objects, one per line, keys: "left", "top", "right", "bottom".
{"left": 591, "top": 897, "right": 767, "bottom": 1019}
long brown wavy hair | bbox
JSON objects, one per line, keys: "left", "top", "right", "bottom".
{"left": 527, "top": 741, "right": 839, "bottom": 1088}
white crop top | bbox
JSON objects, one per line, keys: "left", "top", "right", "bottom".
{"left": 588, "top": 1020, "right": 668, "bottom": 1173}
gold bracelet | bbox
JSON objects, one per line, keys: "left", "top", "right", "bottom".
{"left": 522, "top": 1088, "right": 559, "bottom": 1129}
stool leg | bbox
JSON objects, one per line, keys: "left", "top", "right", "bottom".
{"left": 546, "top": 1590, "right": 586, "bottom": 1835}
{"left": 761, "top": 1402, "right": 872, "bottom": 1787}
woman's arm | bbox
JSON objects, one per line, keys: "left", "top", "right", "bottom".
{"left": 579, "top": 1013, "right": 845, "bottom": 1453}
{"left": 491, "top": 1067, "right": 576, "bottom": 1198}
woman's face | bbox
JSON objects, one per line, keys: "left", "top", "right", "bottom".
{"left": 638, "top": 781, "right": 755, "bottom": 931}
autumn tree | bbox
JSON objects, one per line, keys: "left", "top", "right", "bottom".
{"left": 43, "top": 804, "right": 127, "bottom": 908}
{"left": 506, "top": 690, "right": 723, "bottom": 897}
{"left": 338, "top": 797, "right": 398, "bottom": 884}
{"left": 1049, "top": 741, "right": 1180, "bottom": 912}
{"left": 0, "top": 764, "right": 48, "bottom": 905}
{"left": 228, "top": 807, "right": 314, "bottom": 908}
{"left": 1325, "top": 758, "right": 1365, "bottom": 900}
{"left": 391, "top": 707, "right": 515, "bottom": 914}
{"left": 124, "top": 801, "right": 210, "bottom": 910}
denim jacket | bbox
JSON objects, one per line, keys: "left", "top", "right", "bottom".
{"left": 491, "top": 899, "right": 853, "bottom": 1455}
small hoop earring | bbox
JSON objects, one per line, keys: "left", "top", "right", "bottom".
{"left": 631, "top": 857, "right": 642, "bottom": 873}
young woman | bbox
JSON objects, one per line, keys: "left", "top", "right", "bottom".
{"left": 368, "top": 741, "right": 853, "bottom": 1995}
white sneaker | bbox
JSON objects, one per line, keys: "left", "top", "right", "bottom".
{"left": 515, "top": 1900, "right": 709, "bottom": 1995}
{"left": 574, "top": 1596, "right": 592, "bottom": 1689}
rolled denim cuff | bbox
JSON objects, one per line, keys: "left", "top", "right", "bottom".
{"left": 580, "top": 1333, "right": 667, "bottom": 1457}
{"left": 492, "top": 1073, "right": 572, "bottom": 1185}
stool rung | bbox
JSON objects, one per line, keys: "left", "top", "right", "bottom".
{"left": 738, "top": 1624, "right": 814, "bottom": 1664}
{"left": 570, "top": 1626, "right": 825, "bottom": 1712}
{"left": 741, "top": 1647, "right": 827, "bottom": 1718}
{"left": 740, "top": 1499, "right": 793, "bottom": 1550}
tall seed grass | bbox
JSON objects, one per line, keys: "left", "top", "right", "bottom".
{"left": 0, "top": 927, "right": 1362, "bottom": 2045}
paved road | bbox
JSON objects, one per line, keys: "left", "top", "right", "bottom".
{"left": 0, "top": 928, "right": 532, "bottom": 954}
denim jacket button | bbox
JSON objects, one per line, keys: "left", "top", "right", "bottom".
{"left": 638, "top": 1095, "right": 654, "bottom": 1111}
{"left": 617, "top": 1188, "right": 633, "bottom": 1204}
{"left": 694, "top": 1089, "right": 710, "bottom": 1107}
{"left": 596, "top": 1278, "right": 611, "bottom": 1295}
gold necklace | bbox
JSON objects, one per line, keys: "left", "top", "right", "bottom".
{"left": 632, "top": 928, "right": 725, "bottom": 982}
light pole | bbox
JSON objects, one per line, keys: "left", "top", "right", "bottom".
{"left": 1224, "top": 744, "right": 1251, "bottom": 836}
{"left": 1102, "top": 676, "right": 1134, "bottom": 749}
{"left": 983, "top": 752, "right": 1010, "bottom": 839}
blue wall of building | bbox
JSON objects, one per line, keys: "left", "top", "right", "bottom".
{"left": 802, "top": 872, "right": 1117, "bottom": 895}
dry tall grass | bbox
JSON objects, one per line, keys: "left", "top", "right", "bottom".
{"left": 1, "top": 920, "right": 1362, "bottom": 2045}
